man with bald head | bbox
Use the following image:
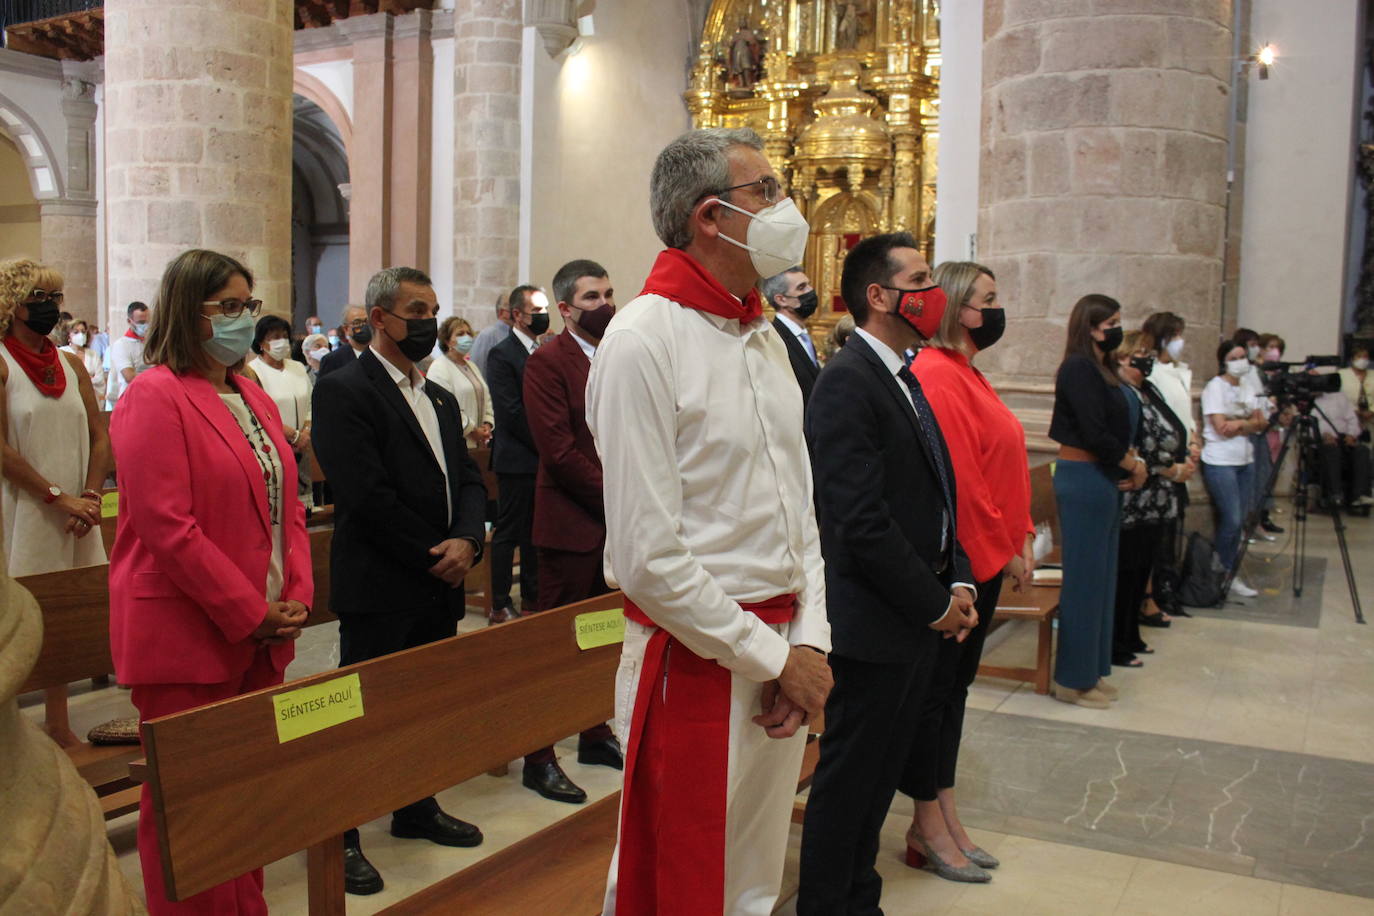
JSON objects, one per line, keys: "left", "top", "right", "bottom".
{"left": 317, "top": 305, "right": 371, "bottom": 378}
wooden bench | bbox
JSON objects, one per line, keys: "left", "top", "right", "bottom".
{"left": 978, "top": 461, "right": 1060, "bottom": 695}
{"left": 138, "top": 593, "right": 819, "bottom": 913}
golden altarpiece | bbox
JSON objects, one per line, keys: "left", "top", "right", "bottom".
{"left": 687, "top": 0, "right": 941, "bottom": 344}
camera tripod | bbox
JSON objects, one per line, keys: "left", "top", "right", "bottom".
{"left": 1225, "top": 402, "right": 1365, "bottom": 623}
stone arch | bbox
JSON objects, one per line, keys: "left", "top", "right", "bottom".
{"left": 292, "top": 69, "right": 353, "bottom": 161}
{"left": 0, "top": 91, "right": 63, "bottom": 201}
{"left": 292, "top": 94, "right": 351, "bottom": 330}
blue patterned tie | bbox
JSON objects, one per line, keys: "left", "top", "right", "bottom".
{"left": 897, "top": 365, "right": 956, "bottom": 555}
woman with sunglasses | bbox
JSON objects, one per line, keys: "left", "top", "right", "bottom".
{"left": 109, "top": 249, "right": 312, "bottom": 914}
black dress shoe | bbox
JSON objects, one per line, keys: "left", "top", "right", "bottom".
{"left": 522, "top": 761, "right": 587, "bottom": 804}
{"left": 1261, "top": 514, "right": 1284, "bottom": 534}
{"left": 343, "top": 845, "right": 384, "bottom": 895}
{"left": 488, "top": 606, "right": 519, "bottom": 625}
{"left": 390, "top": 811, "right": 484, "bottom": 847}
{"left": 577, "top": 736, "right": 624, "bottom": 770}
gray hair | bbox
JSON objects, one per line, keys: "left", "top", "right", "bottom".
{"left": 651, "top": 127, "right": 764, "bottom": 249}
{"left": 365, "top": 266, "right": 433, "bottom": 312}
{"left": 759, "top": 267, "right": 804, "bottom": 310}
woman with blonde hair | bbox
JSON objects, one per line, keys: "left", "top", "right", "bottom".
{"left": 58, "top": 316, "right": 107, "bottom": 404}
{"left": 109, "top": 248, "right": 312, "bottom": 913}
{"left": 897, "top": 261, "right": 1033, "bottom": 880}
{"left": 427, "top": 315, "right": 495, "bottom": 447}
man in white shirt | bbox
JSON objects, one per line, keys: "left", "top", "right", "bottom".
{"left": 588, "top": 127, "right": 833, "bottom": 916}
{"left": 1313, "top": 387, "right": 1372, "bottom": 507}
{"left": 108, "top": 301, "right": 150, "bottom": 405}
{"left": 469, "top": 292, "right": 513, "bottom": 377}
{"left": 762, "top": 266, "right": 822, "bottom": 405}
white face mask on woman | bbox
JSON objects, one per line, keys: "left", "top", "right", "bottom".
{"left": 1353, "top": 357, "right": 1370, "bottom": 371}
{"left": 1166, "top": 337, "right": 1185, "bottom": 361}
{"left": 267, "top": 338, "right": 292, "bottom": 361}
{"left": 70, "top": 331, "right": 87, "bottom": 348}
{"left": 1226, "top": 358, "right": 1252, "bottom": 379}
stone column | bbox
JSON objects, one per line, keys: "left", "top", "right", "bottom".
{"left": 452, "top": 0, "right": 521, "bottom": 328}
{"left": 40, "top": 65, "right": 100, "bottom": 323}
{"left": 103, "top": 0, "right": 294, "bottom": 323}
{"left": 977, "top": 0, "right": 1233, "bottom": 387}
{"left": 339, "top": 13, "right": 393, "bottom": 299}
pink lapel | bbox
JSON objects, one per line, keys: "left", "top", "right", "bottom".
{"left": 173, "top": 371, "right": 273, "bottom": 536}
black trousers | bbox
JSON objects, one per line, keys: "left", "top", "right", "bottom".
{"left": 524, "top": 546, "right": 613, "bottom": 767}
{"left": 338, "top": 609, "right": 460, "bottom": 849}
{"left": 1318, "top": 442, "right": 1372, "bottom": 504}
{"left": 799, "top": 643, "right": 936, "bottom": 916}
{"left": 491, "top": 472, "right": 537, "bottom": 611}
{"left": 899, "top": 575, "right": 1002, "bottom": 801}
{"left": 1113, "top": 523, "right": 1160, "bottom": 660}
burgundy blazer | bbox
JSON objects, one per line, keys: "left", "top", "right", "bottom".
{"left": 523, "top": 330, "right": 605, "bottom": 553}
{"left": 108, "top": 366, "right": 313, "bottom": 685}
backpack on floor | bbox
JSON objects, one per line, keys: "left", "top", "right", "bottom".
{"left": 1177, "top": 531, "right": 1226, "bottom": 608}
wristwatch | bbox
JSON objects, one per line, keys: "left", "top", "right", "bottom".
{"left": 44, "top": 486, "right": 61, "bottom": 504}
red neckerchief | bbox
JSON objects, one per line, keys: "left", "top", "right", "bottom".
{"left": 4, "top": 334, "right": 66, "bottom": 398}
{"left": 640, "top": 248, "right": 763, "bottom": 325}
{"left": 125, "top": 327, "right": 142, "bottom": 339}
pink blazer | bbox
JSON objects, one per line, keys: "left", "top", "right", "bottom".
{"left": 109, "top": 366, "right": 313, "bottom": 685}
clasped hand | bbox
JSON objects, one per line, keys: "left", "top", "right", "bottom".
{"left": 753, "top": 646, "right": 833, "bottom": 740}
{"left": 933, "top": 587, "right": 978, "bottom": 642}
{"left": 59, "top": 493, "right": 101, "bottom": 539}
{"left": 254, "top": 600, "right": 308, "bottom": 644}
{"left": 428, "top": 538, "right": 476, "bottom": 588}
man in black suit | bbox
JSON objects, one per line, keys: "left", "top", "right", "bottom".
{"left": 484, "top": 284, "right": 549, "bottom": 624}
{"left": 798, "top": 232, "right": 979, "bottom": 915}
{"left": 317, "top": 304, "right": 370, "bottom": 377}
{"left": 762, "top": 266, "right": 821, "bottom": 404}
{"left": 312, "top": 267, "right": 489, "bottom": 897}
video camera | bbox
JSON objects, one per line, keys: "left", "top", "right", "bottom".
{"left": 1260, "top": 355, "right": 1343, "bottom": 401}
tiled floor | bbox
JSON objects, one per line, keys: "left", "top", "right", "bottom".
{"left": 20, "top": 507, "right": 1374, "bottom": 913}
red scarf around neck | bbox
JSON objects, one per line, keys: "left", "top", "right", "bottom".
{"left": 125, "top": 326, "right": 142, "bottom": 339}
{"left": 4, "top": 334, "right": 66, "bottom": 398}
{"left": 640, "top": 248, "right": 763, "bottom": 325}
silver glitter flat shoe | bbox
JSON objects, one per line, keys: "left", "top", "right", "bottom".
{"left": 905, "top": 836, "right": 991, "bottom": 883}
{"left": 960, "top": 845, "right": 999, "bottom": 869}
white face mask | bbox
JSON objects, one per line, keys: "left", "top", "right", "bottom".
{"left": 1226, "top": 358, "right": 1252, "bottom": 379}
{"left": 1166, "top": 337, "right": 1185, "bottom": 360}
{"left": 307, "top": 346, "right": 330, "bottom": 364}
{"left": 714, "top": 197, "right": 811, "bottom": 279}
{"left": 70, "top": 331, "right": 87, "bottom": 348}
{"left": 267, "top": 338, "right": 292, "bottom": 360}
{"left": 1354, "top": 357, "right": 1370, "bottom": 371}
{"left": 1247, "top": 344, "right": 1261, "bottom": 361}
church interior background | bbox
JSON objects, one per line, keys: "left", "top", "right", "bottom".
{"left": 3, "top": 0, "right": 1374, "bottom": 912}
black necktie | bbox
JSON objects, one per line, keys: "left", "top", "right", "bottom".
{"left": 897, "top": 365, "right": 956, "bottom": 554}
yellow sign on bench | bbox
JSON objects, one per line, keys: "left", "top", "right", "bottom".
{"left": 272, "top": 673, "right": 364, "bottom": 743}
{"left": 574, "top": 608, "right": 625, "bottom": 651}
{"left": 101, "top": 491, "right": 119, "bottom": 518}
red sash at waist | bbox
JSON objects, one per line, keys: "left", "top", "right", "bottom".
{"left": 623, "top": 593, "right": 797, "bottom": 628}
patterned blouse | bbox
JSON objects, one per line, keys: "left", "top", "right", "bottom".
{"left": 1122, "top": 381, "right": 1187, "bottom": 529}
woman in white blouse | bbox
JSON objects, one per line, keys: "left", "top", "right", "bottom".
{"left": 427, "top": 316, "right": 494, "bottom": 448}
{"left": 1200, "top": 340, "right": 1265, "bottom": 598}
{"left": 59, "top": 318, "right": 107, "bottom": 405}
{"left": 244, "top": 314, "right": 313, "bottom": 507}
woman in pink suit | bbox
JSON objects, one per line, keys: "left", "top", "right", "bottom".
{"left": 110, "top": 249, "right": 312, "bottom": 915}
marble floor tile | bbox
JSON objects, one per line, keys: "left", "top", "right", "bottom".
{"left": 1277, "top": 881, "right": 1374, "bottom": 915}
{"left": 1114, "top": 859, "right": 1282, "bottom": 916}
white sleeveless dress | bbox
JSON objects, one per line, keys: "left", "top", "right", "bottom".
{"left": 0, "top": 345, "right": 107, "bottom": 576}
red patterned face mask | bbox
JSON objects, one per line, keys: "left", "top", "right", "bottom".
{"left": 883, "top": 284, "right": 947, "bottom": 339}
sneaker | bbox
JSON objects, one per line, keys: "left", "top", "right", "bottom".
{"left": 1261, "top": 515, "right": 1285, "bottom": 534}
{"left": 1229, "top": 577, "right": 1258, "bottom": 598}
{"left": 1353, "top": 495, "right": 1374, "bottom": 507}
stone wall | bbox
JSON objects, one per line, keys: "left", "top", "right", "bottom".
{"left": 103, "top": 0, "right": 294, "bottom": 322}
{"left": 977, "top": 0, "right": 1234, "bottom": 384}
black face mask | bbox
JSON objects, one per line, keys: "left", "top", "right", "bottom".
{"left": 527, "top": 312, "right": 550, "bottom": 336}
{"left": 22, "top": 298, "right": 60, "bottom": 336}
{"left": 381, "top": 311, "right": 438, "bottom": 363}
{"left": 1130, "top": 355, "right": 1155, "bottom": 376}
{"left": 1096, "top": 326, "right": 1123, "bottom": 353}
{"left": 350, "top": 323, "right": 373, "bottom": 346}
{"left": 965, "top": 307, "right": 1005, "bottom": 351}
{"left": 789, "top": 290, "right": 818, "bottom": 320}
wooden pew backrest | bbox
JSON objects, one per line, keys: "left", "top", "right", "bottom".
{"left": 19, "top": 564, "right": 113, "bottom": 695}
{"left": 142, "top": 591, "right": 624, "bottom": 901}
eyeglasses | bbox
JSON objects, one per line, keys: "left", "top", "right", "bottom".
{"left": 202, "top": 298, "right": 263, "bottom": 318}
{"left": 715, "top": 175, "right": 781, "bottom": 204}
{"left": 28, "top": 288, "right": 64, "bottom": 304}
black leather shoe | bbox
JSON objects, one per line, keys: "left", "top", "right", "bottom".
{"left": 522, "top": 761, "right": 587, "bottom": 804}
{"left": 488, "top": 606, "right": 519, "bottom": 625}
{"left": 577, "top": 736, "right": 624, "bottom": 770}
{"left": 390, "top": 811, "right": 484, "bottom": 847}
{"left": 343, "top": 846, "right": 384, "bottom": 896}
{"left": 1261, "top": 515, "right": 1285, "bottom": 534}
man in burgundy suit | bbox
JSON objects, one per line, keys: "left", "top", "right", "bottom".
{"left": 518, "top": 259, "right": 625, "bottom": 803}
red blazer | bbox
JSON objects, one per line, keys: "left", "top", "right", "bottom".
{"left": 523, "top": 330, "right": 604, "bottom": 552}
{"left": 108, "top": 366, "right": 313, "bottom": 685}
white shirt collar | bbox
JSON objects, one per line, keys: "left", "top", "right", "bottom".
{"left": 512, "top": 326, "right": 536, "bottom": 353}
{"left": 370, "top": 344, "right": 424, "bottom": 391}
{"left": 775, "top": 311, "right": 807, "bottom": 338}
{"left": 571, "top": 330, "right": 596, "bottom": 361}
{"left": 854, "top": 327, "right": 906, "bottom": 378}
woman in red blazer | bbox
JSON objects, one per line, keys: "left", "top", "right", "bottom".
{"left": 110, "top": 249, "right": 312, "bottom": 915}
{"left": 897, "top": 261, "right": 1035, "bottom": 881}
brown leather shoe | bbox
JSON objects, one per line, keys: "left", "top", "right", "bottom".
{"left": 488, "top": 606, "right": 519, "bottom": 625}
